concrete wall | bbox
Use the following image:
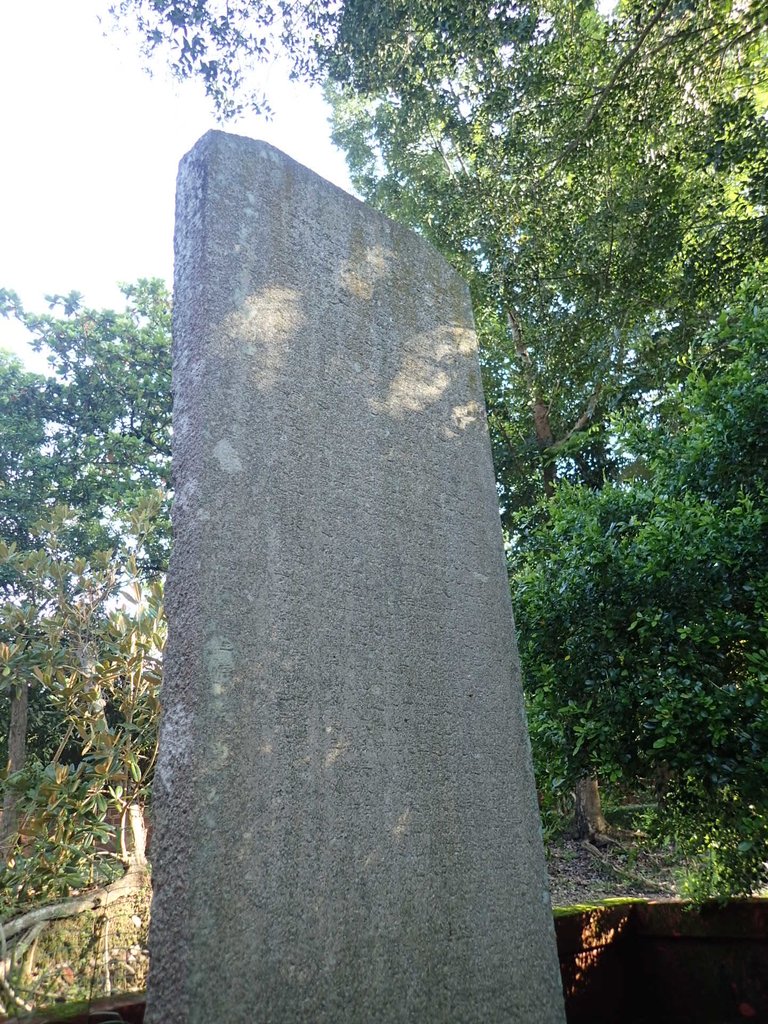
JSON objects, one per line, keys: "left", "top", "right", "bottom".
{"left": 146, "top": 130, "right": 565, "bottom": 1024}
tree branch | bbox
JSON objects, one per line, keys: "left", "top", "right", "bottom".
{"left": 0, "top": 866, "right": 148, "bottom": 943}
{"left": 548, "top": 388, "right": 602, "bottom": 455}
{"left": 551, "top": 0, "right": 675, "bottom": 172}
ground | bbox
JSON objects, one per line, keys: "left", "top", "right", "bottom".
{"left": 546, "top": 830, "right": 679, "bottom": 907}
{"left": 2, "top": 882, "right": 152, "bottom": 1016}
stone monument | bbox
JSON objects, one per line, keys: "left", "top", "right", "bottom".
{"left": 146, "top": 130, "right": 565, "bottom": 1023}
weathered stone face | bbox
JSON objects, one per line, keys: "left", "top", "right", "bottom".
{"left": 146, "top": 130, "right": 565, "bottom": 1024}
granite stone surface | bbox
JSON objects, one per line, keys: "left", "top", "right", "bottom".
{"left": 145, "top": 130, "right": 566, "bottom": 1024}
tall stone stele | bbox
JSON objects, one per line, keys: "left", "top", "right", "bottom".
{"left": 146, "top": 130, "right": 565, "bottom": 1024}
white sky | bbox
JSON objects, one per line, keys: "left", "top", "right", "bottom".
{"left": 0, "top": 0, "right": 353, "bottom": 373}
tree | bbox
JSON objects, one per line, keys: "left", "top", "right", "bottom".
{"left": 0, "top": 354, "right": 54, "bottom": 556}
{"left": 1, "top": 283, "right": 171, "bottom": 860}
{"left": 0, "top": 503, "right": 164, "bottom": 1014}
{"left": 0, "top": 280, "right": 172, "bottom": 574}
{"left": 511, "top": 269, "right": 768, "bottom": 896}
{"left": 326, "top": 0, "right": 767, "bottom": 509}
{"left": 0, "top": 283, "right": 171, "bottom": 1007}
{"left": 0, "top": 498, "right": 165, "bottom": 879}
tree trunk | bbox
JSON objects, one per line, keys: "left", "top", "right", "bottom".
{"left": 1, "top": 682, "right": 29, "bottom": 864}
{"left": 531, "top": 390, "right": 608, "bottom": 839}
{"left": 574, "top": 776, "right": 608, "bottom": 839}
{"left": 126, "top": 803, "right": 148, "bottom": 868}
{"left": 532, "top": 398, "right": 556, "bottom": 497}
{"left": 507, "top": 309, "right": 608, "bottom": 840}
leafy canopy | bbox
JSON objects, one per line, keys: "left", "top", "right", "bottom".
{"left": 326, "top": 0, "right": 768, "bottom": 515}
{"left": 0, "top": 280, "right": 172, "bottom": 575}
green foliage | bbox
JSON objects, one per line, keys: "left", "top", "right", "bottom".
{"left": 512, "top": 273, "right": 768, "bottom": 895}
{"left": 0, "top": 280, "right": 172, "bottom": 576}
{"left": 325, "top": 0, "right": 768, "bottom": 520}
{"left": 108, "top": 0, "right": 339, "bottom": 117}
{"left": 0, "top": 500, "right": 165, "bottom": 916}
{"left": 0, "top": 352, "right": 56, "bottom": 556}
